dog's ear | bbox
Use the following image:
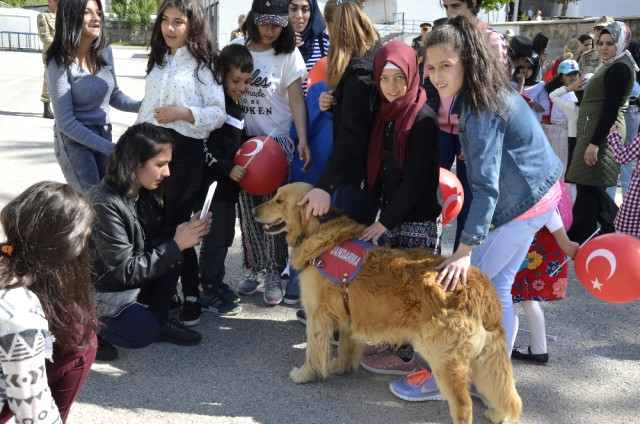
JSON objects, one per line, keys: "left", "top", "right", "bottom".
{"left": 299, "top": 206, "right": 320, "bottom": 239}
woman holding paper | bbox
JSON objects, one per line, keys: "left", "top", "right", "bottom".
{"left": 86, "top": 123, "right": 211, "bottom": 360}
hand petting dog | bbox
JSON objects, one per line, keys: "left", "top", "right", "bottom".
{"left": 435, "top": 243, "right": 474, "bottom": 291}
{"left": 359, "top": 221, "right": 387, "bottom": 244}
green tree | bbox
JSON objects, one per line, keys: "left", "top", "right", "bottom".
{"left": 112, "top": 0, "right": 159, "bottom": 25}
{"left": 127, "top": 0, "right": 157, "bottom": 25}
{"left": 546, "top": 0, "right": 580, "bottom": 17}
{"left": 112, "top": 0, "right": 129, "bottom": 23}
{"left": 480, "top": 0, "right": 510, "bottom": 12}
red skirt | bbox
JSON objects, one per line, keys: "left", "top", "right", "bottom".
{"left": 512, "top": 227, "right": 568, "bottom": 302}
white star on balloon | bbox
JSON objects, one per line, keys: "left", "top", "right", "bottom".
{"left": 591, "top": 278, "right": 603, "bottom": 291}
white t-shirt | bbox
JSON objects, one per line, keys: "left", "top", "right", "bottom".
{"left": 232, "top": 39, "right": 306, "bottom": 137}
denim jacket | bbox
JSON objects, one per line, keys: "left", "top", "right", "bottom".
{"left": 452, "top": 89, "right": 562, "bottom": 246}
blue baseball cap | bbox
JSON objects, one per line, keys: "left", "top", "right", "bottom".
{"left": 558, "top": 59, "right": 580, "bottom": 75}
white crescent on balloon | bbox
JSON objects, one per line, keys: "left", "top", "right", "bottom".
{"left": 238, "top": 137, "right": 265, "bottom": 168}
{"left": 585, "top": 248, "right": 617, "bottom": 280}
{"left": 442, "top": 194, "right": 462, "bottom": 216}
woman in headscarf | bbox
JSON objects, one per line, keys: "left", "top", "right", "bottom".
{"left": 288, "top": 0, "right": 330, "bottom": 93}
{"left": 566, "top": 21, "right": 640, "bottom": 244}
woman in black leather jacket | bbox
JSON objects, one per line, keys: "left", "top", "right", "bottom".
{"left": 86, "top": 123, "right": 211, "bottom": 360}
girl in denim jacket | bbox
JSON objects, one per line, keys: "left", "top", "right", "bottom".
{"left": 389, "top": 15, "right": 563, "bottom": 402}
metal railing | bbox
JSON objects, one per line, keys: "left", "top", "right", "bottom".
{"left": 0, "top": 31, "right": 42, "bottom": 52}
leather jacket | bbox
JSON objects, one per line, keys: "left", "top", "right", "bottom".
{"left": 87, "top": 178, "right": 182, "bottom": 295}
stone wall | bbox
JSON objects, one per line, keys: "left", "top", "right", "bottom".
{"left": 105, "top": 20, "right": 152, "bottom": 45}
{"left": 492, "top": 16, "right": 640, "bottom": 42}
{"left": 490, "top": 16, "right": 640, "bottom": 63}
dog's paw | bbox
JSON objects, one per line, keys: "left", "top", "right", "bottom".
{"left": 329, "top": 358, "right": 351, "bottom": 375}
{"left": 290, "top": 366, "right": 315, "bottom": 383}
{"left": 484, "top": 408, "right": 506, "bottom": 424}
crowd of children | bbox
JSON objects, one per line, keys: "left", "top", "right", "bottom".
{"left": 3, "top": 0, "right": 640, "bottom": 420}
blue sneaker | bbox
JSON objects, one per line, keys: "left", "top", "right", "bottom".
{"left": 390, "top": 371, "right": 493, "bottom": 406}
{"left": 220, "top": 283, "right": 241, "bottom": 304}
{"left": 200, "top": 292, "right": 242, "bottom": 316}
{"left": 389, "top": 369, "right": 445, "bottom": 401}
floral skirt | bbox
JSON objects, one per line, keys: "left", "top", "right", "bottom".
{"left": 512, "top": 227, "right": 568, "bottom": 302}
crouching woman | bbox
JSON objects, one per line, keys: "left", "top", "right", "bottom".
{"left": 86, "top": 123, "right": 211, "bottom": 359}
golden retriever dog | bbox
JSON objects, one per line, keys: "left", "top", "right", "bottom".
{"left": 254, "top": 182, "right": 522, "bottom": 424}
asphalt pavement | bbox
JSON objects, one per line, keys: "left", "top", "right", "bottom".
{"left": 0, "top": 47, "right": 639, "bottom": 424}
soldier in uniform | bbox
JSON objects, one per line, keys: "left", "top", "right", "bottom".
{"left": 411, "top": 22, "right": 431, "bottom": 83}
{"left": 37, "top": 0, "right": 57, "bottom": 119}
{"left": 230, "top": 14, "right": 245, "bottom": 41}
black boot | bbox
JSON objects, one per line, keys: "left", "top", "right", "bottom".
{"left": 43, "top": 103, "right": 54, "bottom": 119}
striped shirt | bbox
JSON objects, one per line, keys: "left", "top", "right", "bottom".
{"left": 301, "top": 34, "right": 330, "bottom": 94}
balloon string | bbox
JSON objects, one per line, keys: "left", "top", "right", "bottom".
{"left": 244, "top": 128, "right": 276, "bottom": 169}
{"left": 552, "top": 227, "right": 601, "bottom": 277}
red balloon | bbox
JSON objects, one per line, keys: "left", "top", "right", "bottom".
{"left": 233, "top": 136, "right": 287, "bottom": 195}
{"left": 439, "top": 168, "right": 464, "bottom": 226}
{"left": 574, "top": 233, "right": 640, "bottom": 303}
{"left": 307, "top": 57, "right": 327, "bottom": 89}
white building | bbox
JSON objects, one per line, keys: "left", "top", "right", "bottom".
{"left": 0, "top": 6, "right": 42, "bottom": 51}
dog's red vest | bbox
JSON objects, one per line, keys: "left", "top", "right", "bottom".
{"left": 310, "top": 239, "right": 374, "bottom": 284}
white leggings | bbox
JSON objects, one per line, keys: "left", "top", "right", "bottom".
{"left": 470, "top": 207, "right": 556, "bottom": 354}
{"left": 512, "top": 301, "right": 547, "bottom": 354}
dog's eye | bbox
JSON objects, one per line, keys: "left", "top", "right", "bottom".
{"left": 275, "top": 199, "right": 283, "bottom": 204}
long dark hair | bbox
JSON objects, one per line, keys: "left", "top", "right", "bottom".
{"left": 46, "top": 0, "right": 108, "bottom": 69}
{"left": 532, "top": 32, "right": 549, "bottom": 57}
{"left": 147, "top": 0, "right": 223, "bottom": 84}
{"left": 242, "top": 12, "right": 296, "bottom": 55}
{"left": 106, "top": 123, "right": 173, "bottom": 202}
{"left": 426, "top": 16, "right": 511, "bottom": 114}
{"left": 0, "top": 182, "right": 98, "bottom": 351}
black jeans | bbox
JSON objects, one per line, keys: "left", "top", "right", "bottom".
{"left": 199, "top": 201, "right": 236, "bottom": 295}
{"left": 567, "top": 184, "right": 618, "bottom": 244}
{"left": 163, "top": 130, "right": 204, "bottom": 299}
{"left": 102, "top": 236, "right": 181, "bottom": 348}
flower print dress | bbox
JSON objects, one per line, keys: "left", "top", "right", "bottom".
{"left": 512, "top": 228, "right": 569, "bottom": 302}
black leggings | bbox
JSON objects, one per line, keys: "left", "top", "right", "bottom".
{"left": 163, "top": 130, "right": 204, "bottom": 299}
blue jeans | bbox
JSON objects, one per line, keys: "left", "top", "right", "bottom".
{"left": 439, "top": 130, "right": 472, "bottom": 250}
{"left": 100, "top": 236, "right": 180, "bottom": 349}
{"left": 53, "top": 124, "right": 111, "bottom": 193}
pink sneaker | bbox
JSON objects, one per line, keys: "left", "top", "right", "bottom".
{"left": 362, "top": 344, "right": 389, "bottom": 356}
{"left": 360, "top": 350, "right": 416, "bottom": 375}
